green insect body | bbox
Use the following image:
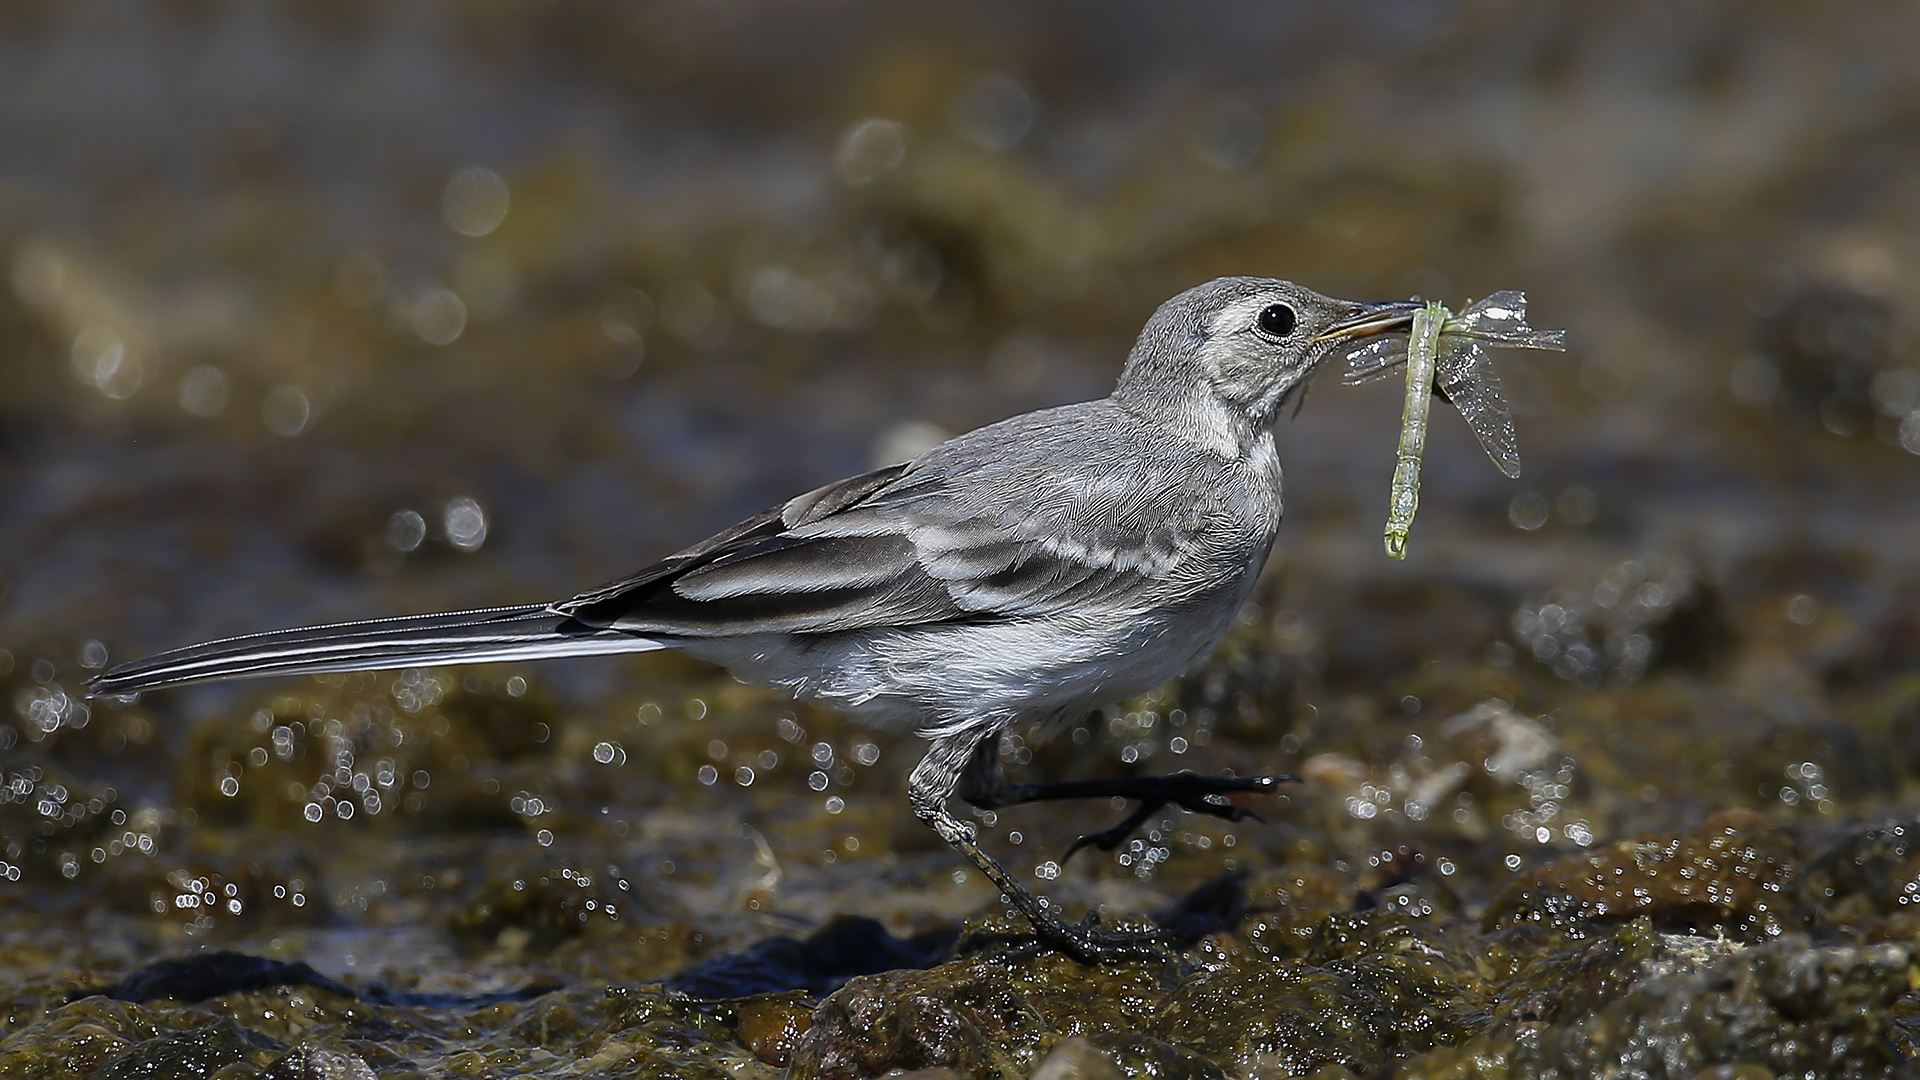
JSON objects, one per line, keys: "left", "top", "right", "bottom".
{"left": 1384, "top": 301, "right": 1448, "bottom": 559}
{"left": 1342, "top": 290, "right": 1568, "bottom": 560}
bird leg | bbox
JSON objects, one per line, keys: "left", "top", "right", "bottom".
{"left": 954, "top": 736, "right": 1294, "bottom": 863}
{"left": 908, "top": 734, "right": 1166, "bottom": 964}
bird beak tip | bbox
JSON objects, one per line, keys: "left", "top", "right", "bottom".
{"left": 1314, "top": 299, "right": 1421, "bottom": 342}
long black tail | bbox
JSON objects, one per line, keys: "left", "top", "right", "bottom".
{"left": 86, "top": 605, "right": 666, "bottom": 695}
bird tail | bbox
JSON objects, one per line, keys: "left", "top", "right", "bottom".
{"left": 86, "top": 604, "right": 666, "bottom": 696}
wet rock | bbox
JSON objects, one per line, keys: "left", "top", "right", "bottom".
{"left": 788, "top": 960, "right": 1052, "bottom": 1080}
{"left": 0, "top": 997, "right": 168, "bottom": 1079}
{"left": 1309, "top": 579, "right": 1509, "bottom": 689}
{"left": 1485, "top": 809, "right": 1802, "bottom": 940}
{"left": 1830, "top": 599, "right": 1920, "bottom": 690}
{"left": 1855, "top": 675, "right": 1920, "bottom": 779}
{"left": 1153, "top": 925, "right": 1492, "bottom": 1078}
{"left": 1236, "top": 864, "right": 1362, "bottom": 962}
{"left": 1720, "top": 718, "right": 1893, "bottom": 813}
{"left": 1437, "top": 701, "right": 1559, "bottom": 784}
{"left": 1080, "top": 1033, "right": 1225, "bottom": 1080}
{"left": 1407, "top": 937, "right": 1916, "bottom": 1079}
{"left": 177, "top": 673, "right": 562, "bottom": 834}
{"left": 1804, "top": 816, "right": 1920, "bottom": 918}
{"left": 78, "top": 951, "right": 357, "bottom": 1005}
{"left": 1511, "top": 556, "right": 1731, "bottom": 688}
{"left": 732, "top": 991, "right": 815, "bottom": 1068}
{"left": 261, "top": 1044, "right": 378, "bottom": 1080}
{"left": 447, "top": 863, "right": 642, "bottom": 950}
{"left": 1012, "top": 951, "right": 1178, "bottom": 1041}
{"left": 786, "top": 948, "right": 1228, "bottom": 1080}
{"left": 1029, "top": 1036, "right": 1124, "bottom": 1080}
{"left": 461, "top": 983, "right": 772, "bottom": 1077}
{"left": 666, "top": 914, "right": 954, "bottom": 999}
{"left": 95, "top": 1015, "right": 282, "bottom": 1080}
{"left": 1150, "top": 871, "right": 1251, "bottom": 947}
{"left": 1496, "top": 917, "right": 1743, "bottom": 1026}
{"left": 1749, "top": 282, "right": 1893, "bottom": 438}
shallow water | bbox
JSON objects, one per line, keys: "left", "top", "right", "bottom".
{"left": 5, "top": 2, "right": 1920, "bottom": 1077}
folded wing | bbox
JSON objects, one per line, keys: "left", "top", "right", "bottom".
{"left": 553, "top": 405, "right": 1215, "bottom": 638}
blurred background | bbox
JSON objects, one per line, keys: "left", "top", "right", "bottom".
{"left": 4, "top": 0, "right": 1920, "bottom": 1072}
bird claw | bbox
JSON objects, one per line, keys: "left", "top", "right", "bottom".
{"left": 1057, "top": 773, "right": 1294, "bottom": 865}
{"left": 955, "top": 905, "right": 1171, "bottom": 965}
{"left": 1049, "top": 912, "right": 1171, "bottom": 964}
{"left": 1059, "top": 822, "right": 1140, "bottom": 863}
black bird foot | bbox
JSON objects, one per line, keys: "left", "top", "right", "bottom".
{"left": 968, "top": 910, "right": 1171, "bottom": 965}
{"left": 1051, "top": 912, "right": 1172, "bottom": 964}
{"left": 1060, "top": 772, "right": 1296, "bottom": 864}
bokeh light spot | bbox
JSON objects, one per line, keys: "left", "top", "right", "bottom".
{"left": 443, "top": 166, "right": 511, "bottom": 237}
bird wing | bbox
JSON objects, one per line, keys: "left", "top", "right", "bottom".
{"left": 552, "top": 404, "right": 1220, "bottom": 637}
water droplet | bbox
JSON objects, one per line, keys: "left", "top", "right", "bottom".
{"left": 1556, "top": 485, "right": 1598, "bottom": 525}
{"left": 409, "top": 286, "right": 467, "bottom": 345}
{"left": 1901, "top": 410, "right": 1920, "bottom": 455}
{"left": 1786, "top": 594, "right": 1819, "bottom": 625}
{"left": 1508, "top": 491, "right": 1550, "bottom": 531}
{"left": 443, "top": 166, "right": 511, "bottom": 237}
{"left": 948, "top": 73, "right": 1034, "bottom": 151}
{"left": 835, "top": 119, "right": 906, "bottom": 184}
{"left": 442, "top": 497, "right": 488, "bottom": 552}
{"left": 70, "top": 328, "right": 143, "bottom": 399}
{"left": 262, "top": 385, "right": 311, "bottom": 436}
{"left": 386, "top": 509, "right": 426, "bottom": 552}
{"left": 177, "top": 365, "right": 230, "bottom": 417}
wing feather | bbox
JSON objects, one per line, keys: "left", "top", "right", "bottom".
{"left": 553, "top": 401, "right": 1233, "bottom": 638}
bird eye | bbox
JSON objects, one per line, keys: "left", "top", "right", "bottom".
{"left": 1258, "top": 303, "right": 1296, "bottom": 337}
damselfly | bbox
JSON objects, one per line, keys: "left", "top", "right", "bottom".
{"left": 1334, "top": 291, "right": 1567, "bottom": 558}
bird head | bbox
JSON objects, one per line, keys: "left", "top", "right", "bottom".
{"left": 1115, "top": 277, "right": 1417, "bottom": 442}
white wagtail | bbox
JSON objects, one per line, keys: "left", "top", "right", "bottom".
{"left": 90, "top": 277, "right": 1416, "bottom": 962}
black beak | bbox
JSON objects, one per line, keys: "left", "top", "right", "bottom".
{"left": 1313, "top": 299, "right": 1423, "bottom": 342}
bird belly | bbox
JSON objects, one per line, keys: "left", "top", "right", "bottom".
{"left": 675, "top": 584, "right": 1252, "bottom": 741}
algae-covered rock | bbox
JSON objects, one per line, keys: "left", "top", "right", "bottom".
{"left": 1080, "top": 1032, "right": 1224, "bottom": 1080}
{"left": 1484, "top": 809, "right": 1802, "bottom": 940}
{"left": 81, "top": 950, "right": 358, "bottom": 1004}
{"left": 787, "top": 950, "right": 1234, "bottom": 1080}
{"left": 1030, "top": 1036, "right": 1126, "bottom": 1080}
{"left": 665, "top": 913, "right": 953, "bottom": 999}
{"left": 1804, "top": 816, "right": 1920, "bottom": 918}
{"left": 1405, "top": 937, "right": 1917, "bottom": 1079}
{"left": 260, "top": 1044, "right": 379, "bottom": 1080}
{"left": 788, "top": 960, "right": 1053, "bottom": 1080}
{"left": 730, "top": 991, "right": 815, "bottom": 1068}
{"left": 95, "top": 1015, "right": 283, "bottom": 1080}
{"left": 1237, "top": 864, "right": 1365, "bottom": 962}
{"left": 0, "top": 997, "right": 171, "bottom": 1080}
{"left": 1152, "top": 931, "right": 1492, "bottom": 1077}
